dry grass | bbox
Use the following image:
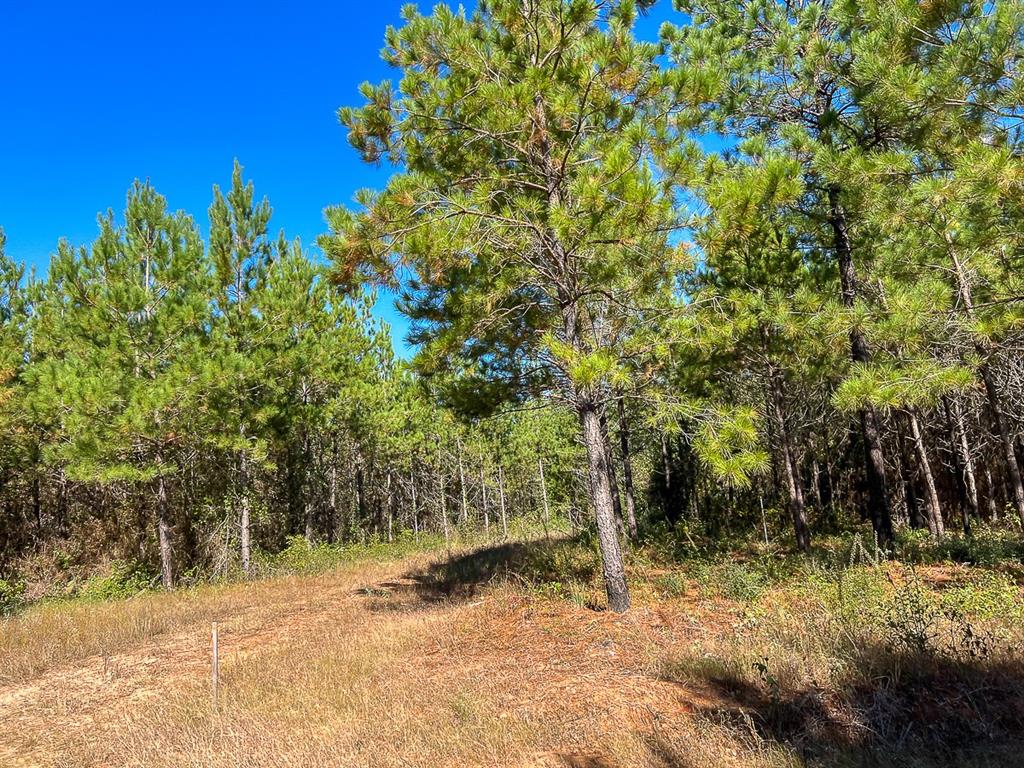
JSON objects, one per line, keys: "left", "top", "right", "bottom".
{"left": 1, "top": 536, "right": 1022, "bottom": 768}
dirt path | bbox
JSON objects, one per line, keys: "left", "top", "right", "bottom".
{"left": 0, "top": 559, "right": 429, "bottom": 766}
{"left": 0, "top": 548, "right": 720, "bottom": 768}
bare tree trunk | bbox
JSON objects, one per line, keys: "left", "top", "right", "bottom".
{"left": 328, "top": 450, "right": 338, "bottom": 544}
{"left": 437, "top": 444, "right": 450, "bottom": 547}
{"left": 579, "top": 400, "right": 630, "bottom": 613}
{"left": 498, "top": 465, "right": 508, "bottom": 539}
{"left": 908, "top": 409, "right": 944, "bottom": 541}
{"left": 896, "top": 426, "right": 924, "bottom": 530}
{"left": 385, "top": 471, "right": 394, "bottom": 543}
{"left": 770, "top": 371, "right": 810, "bottom": 552}
{"left": 239, "top": 453, "right": 252, "bottom": 576}
{"left": 156, "top": 473, "right": 174, "bottom": 589}
{"left": 480, "top": 464, "right": 490, "bottom": 535}
{"left": 538, "top": 457, "right": 551, "bottom": 538}
{"left": 616, "top": 398, "right": 639, "bottom": 540}
{"left": 410, "top": 469, "right": 419, "bottom": 540}
{"left": 303, "top": 431, "right": 315, "bottom": 542}
{"left": 660, "top": 434, "right": 678, "bottom": 525}
{"left": 982, "top": 366, "right": 1024, "bottom": 525}
{"left": 456, "top": 436, "right": 468, "bottom": 527}
{"left": 944, "top": 397, "right": 977, "bottom": 536}
{"left": 983, "top": 463, "right": 1000, "bottom": 522}
{"left": 828, "top": 185, "right": 893, "bottom": 545}
{"left": 948, "top": 245, "right": 1024, "bottom": 525}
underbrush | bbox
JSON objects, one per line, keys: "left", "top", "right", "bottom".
{"left": 651, "top": 544, "right": 1024, "bottom": 767}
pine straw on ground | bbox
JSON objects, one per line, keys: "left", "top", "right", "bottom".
{"left": 1, "top": 540, "right": 1021, "bottom": 768}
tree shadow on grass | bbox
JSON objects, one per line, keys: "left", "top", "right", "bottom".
{"left": 650, "top": 646, "right": 1024, "bottom": 767}
{"left": 359, "top": 535, "right": 598, "bottom": 612}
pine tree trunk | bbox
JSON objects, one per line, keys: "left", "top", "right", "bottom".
{"left": 599, "top": 410, "right": 624, "bottom": 536}
{"left": 944, "top": 397, "right": 977, "bottom": 536}
{"left": 908, "top": 409, "right": 944, "bottom": 540}
{"left": 828, "top": 185, "right": 893, "bottom": 545}
{"left": 983, "top": 463, "right": 1000, "bottom": 522}
{"left": 982, "top": 365, "right": 1024, "bottom": 525}
{"left": 456, "top": 437, "right": 468, "bottom": 527}
{"left": 497, "top": 465, "right": 508, "bottom": 539}
{"left": 385, "top": 471, "right": 394, "bottom": 543}
{"left": 480, "top": 465, "right": 490, "bottom": 535}
{"left": 438, "top": 444, "right": 450, "bottom": 546}
{"left": 239, "top": 453, "right": 252, "bottom": 576}
{"left": 328, "top": 452, "right": 338, "bottom": 544}
{"left": 156, "top": 473, "right": 174, "bottom": 589}
{"left": 948, "top": 245, "right": 1024, "bottom": 524}
{"left": 410, "top": 469, "right": 419, "bottom": 540}
{"left": 896, "top": 426, "right": 925, "bottom": 530}
{"left": 770, "top": 371, "right": 810, "bottom": 552}
{"left": 660, "top": 434, "right": 678, "bottom": 525}
{"left": 579, "top": 399, "right": 630, "bottom": 613}
{"left": 538, "top": 457, "right": 551, "bottom": 538}
{"left": 616, "top": 398, "right": 639, "bottom": 541}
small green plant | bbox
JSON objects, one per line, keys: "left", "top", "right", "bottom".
{"left": 941, "top": 572, "right": 1024, "bottom": 622}
{"left": 692, "top": 561, "right": 771, "bottom": 602}
{"left": 751, "top": 657, "right": 781, "bottom": 704}
{"left": 881, "top": 570, "right": 939, "bottom": 655}
{"left": 0, "top": 578, "right": 25, "bottom": 615}
{"left": 654, "top": 571, "right": 688, "bottom": 598}
{"left": 77, "top": 560, "right": 152, "bottom": 602}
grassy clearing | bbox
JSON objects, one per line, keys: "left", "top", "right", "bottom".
{"left": 1, "top": 527, "right": 1022, "bottom": 767}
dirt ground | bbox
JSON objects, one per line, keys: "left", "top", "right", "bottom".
{"left": 0, "top": 548, "right": 742, "bottom": 768}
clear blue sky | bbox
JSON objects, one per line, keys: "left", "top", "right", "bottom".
{"left": 0, "top": 0, "right": 673, "bottom": 353}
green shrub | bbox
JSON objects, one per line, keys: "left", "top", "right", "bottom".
{"left": 941, "top": 572, "right": 1024, "bottom": 622}
{"left": 0, "top": 578, "right": 25, "bottom": 615}
{"left": 692, "top": 560, "right": 770, "bottom": 602}
{"left": 262, "top": 535, "right": 348, "bottom": 575}
{"left": 77, "top": 560, "right": 152, "bottom": 601}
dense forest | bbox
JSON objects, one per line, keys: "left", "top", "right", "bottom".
{"left": 2, "top": 0, "right": 1024, "bottom": 615}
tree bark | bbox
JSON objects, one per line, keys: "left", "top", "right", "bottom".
{"left": 538, "top": 457, "right": 551, "bottom": 538}
{"left": 896, "top": 424, "right": 925, "bottom": 530}
{"left": 828, "top": 185, "right": 893, "bottom": 545}
{"left": 480, "top": 464, "right": 490, "bottom": 535}
{"left": 410, "top": 469, "right": 420, "bottom": 539}
{"left": 599, "top": 410, "right": 624, "bottom": 537}
{"left": 239, "top": 453, "right": 252, "bottom": 576}
{"left": 982, "top": 365, "right": 1024, "bottom": 525}
{"left": 769, "top": 370, "right": 811, "bottom": 552}
{"left": 497, "top": 465, "right": 509, "bottom": 539}
{"left": 947, "top": 243, "right": 1024, "bottom": 525}
{"left": 579, "top": 399, "right": 630, "bottom": 613}
{"left": 944, "top": 397, "right": 977, "bottom": 536}
{"left": 156, "top": 473, "right": 174, "bottom": 589}
{"left": 616, "top": 398, "right": 639, "bottom": 541}
{"left": 456, "top": 436, "right": 468, "bottom": 527}
{"left": 908, "top": 409, "right": 944, "bottom": 540}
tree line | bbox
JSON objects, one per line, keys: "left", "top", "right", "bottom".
{"left": 2, "top": 0, "right": 1024, "bottom": 614}
{"left": 324, "top": 0, "right": 1024, "bottom": 611}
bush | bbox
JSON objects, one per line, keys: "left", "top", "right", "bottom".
{"left": 0, "top": 578, "right": 25, "bottom": 615}
{"left": 76, "top": 560, "right": 152, "bottom": 602}
{"left": 941, "top": 572, "right": 1024, "bottom": 622}
{"left": 692, "top": 560, "right": 771, "bottom": 602}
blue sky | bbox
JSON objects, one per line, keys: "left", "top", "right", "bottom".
{"left": 0, "top": 0, "right": 674, "bottom": 352}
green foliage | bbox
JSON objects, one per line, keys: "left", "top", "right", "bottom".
{"left": 0, "top": 578, "right": 25, "bottom": 615}
{"left": 76, "top": 561, "right": 152, "bottom": 602}
{"left": 942, "top": 572, "right": 1024, "bottom": 623}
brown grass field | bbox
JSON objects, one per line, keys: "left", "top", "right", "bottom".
{"left": 2, "top": 536, "right": 1022, "bottom": 767}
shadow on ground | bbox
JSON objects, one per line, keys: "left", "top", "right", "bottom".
{"left": 358, "top": 536, "right": 598, "bottom": 612}
{"left": 651, "top": 647, "right": 1024, "bottom": 767}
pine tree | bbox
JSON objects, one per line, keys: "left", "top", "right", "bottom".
{"left": 322, "top": 0, "right": 686, "bottom": 611}
{"left": 27, "top": 183, "right": 213, "bottom": 587}
{"left": 207, "top": 160, "right": 274, "bottom": 574}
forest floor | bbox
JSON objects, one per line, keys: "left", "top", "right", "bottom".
{"left": 2, "top": 533, "right": 1023, "bottom": 767}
